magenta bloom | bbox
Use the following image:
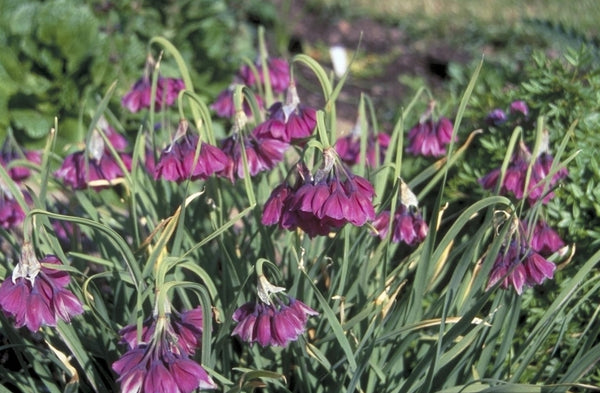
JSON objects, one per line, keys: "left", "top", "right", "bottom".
{"left": 487, "top": 241, "right": 556, "bottom": 295}
{"left": 335, "top": 125, "right": 390, "bottom": 167}
{"left": 55, "top": 129, "right": 132, "bottom": 190}
{"left": 485, "top": 108, "right": 507, "bottom": 126}
{"left": 529, "top": 151, "right": 569, "bottom": 205}
{"left": 479, "top": 141, "right": 531, "bottom": 200}
{"left": 0, "top": 245, "right": 83, "bottom": 332}
{"left": 0, "top": 189, "right": 28, "bottom": 230}
{"left": 232, "top": 296, "right": 318, "bottom": 347}
{"left": 211, "top": 84, "right": 263, "bottom": 118}
{"left": 528, "top": 219, "right": 565, "bottom": 256}
{"left": 262, "top": 149, "right": 376, "bottom": 237}
{"left": 371, "top": 181, "right": 428, "bottom": 246}
{"left": 509, "top": 100, "right": 529, "bottom": 117}
{"left": 239, "top": 57, "right": 290, "bottom": 94}
{"left": 254, "top": 83, "right": 317, "bottom": 143}
{"left": 122, "top": 76, "right": 185, "bottom": 113}
{"left": 0, "top": 141, "right": 41, "bottom": 182}
{"left": 218, "top": 129, "right": 289, "bottom": 183}
{"left": 406, "top": 107, "right": 456, "bottom": 157}
{"left": 154, "top": 121, "right": 229, "bottom": 183}
{"left": 113, "top": 309, "right": 216, "bottom": 393}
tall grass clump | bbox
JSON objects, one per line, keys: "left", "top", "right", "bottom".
{"left": 0, "top": 26, "right": 598, "bottom": 393}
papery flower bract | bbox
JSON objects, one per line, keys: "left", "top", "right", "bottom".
{"left": 232, "top": 296, "right": 317, "bottom": 347}
{"left": 240, "top": 57, "right": 290, "bottom": 94}
{"left": 406, "top": 103, "right": 456, "bottom": 157}
{"left": 113, "top": 309, "right": 216, "bottom": 393}
{"left": 0, "top": 245, "right": 83, "bottom": 332}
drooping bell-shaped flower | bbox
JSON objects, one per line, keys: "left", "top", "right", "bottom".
{"left": 113, "top": 305, "right": 216, "bottom": 393}
{"left": 406, "top": 101, "right": 456, "bottom": 157}
{"left": 211, "top": 83, "right": 263, "bottom": 119}
{"left": 0, "top": 139, "right": 41, "bottom": 183}
{"left": 335, "top": 119, "right": 390, "bottom": 167}
{"left": 122, "top": 54, "right": 185, "bottom": 113}
{"left": 154, "top": 119, "right": 230, "bottom": 183}
{"left": 509, "top": 100, "right": 529, "bottom": 117}
{"left": 0, "top": 243, "right": 83, "bottom": 332}
{"left": 371, "top": 180, "right": 429, "bottom": 246}
{"left": 485, "top": 108, "right": 508, "bottom": 126}
{"left": 239, "top": 56, "right": 291, "bottom": 94}
{"left": 479, "top": 140, "right": 531, "bottom": 200}
{"left": 55, "top": 123, "right": 132, "bottom": 190}
{"left": 253, "top": 83, "right": 317, "bottom": 143}
{"left": 262, "top": 148, "right": 376, "bottom": 237}
{"left": 232, "top": 275, "right": 318, "bottom": 347}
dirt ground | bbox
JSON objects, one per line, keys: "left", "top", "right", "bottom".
{"left": 278, "top": 2, "right": 470, "bottom": 132}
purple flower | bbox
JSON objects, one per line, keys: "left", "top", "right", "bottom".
{"left": 262, "top": 149, "right": 376, "bottom": 237}
{"left": 487, "top": 241, "right": 556, "bottom": 295}
{"left": 0, "top": 188, "right": 28, "bottom": 230}
{"left": 113, "top": 309, "right": 216, "bottom": 393}
{"left": 406, "top": 103, "right": 456, "bottom": 157}
{"left": 509, "top": 100, "right": 529, "bottom": 117}
{"left": 528, "top": 219, "right": 565, "bottom": 256}
{"left": 55, "top": 128, "right": 132, "bottom": 190}
{"left": 154, "top": 120, "right": 230, "bottom": 183}
{"left": 232, "top": 296, "right": 317, "bottom": 347}
{"left": 0, "top": 244, "right": 83, "bottom": 332}
{"left": 371, "top": 181, "right": 428, "bottom": 246}
{"left": 335, "top": 123, "right": 390, "bottom": 167}
{"left": 240, "top": 57, "right": 290, "bottom": 94}
{"left": 529, "top": 151, "right": 569, "bottom": 205}
{"left": 254, "top": 83, "right": 317, "bottom": 143}
{"left": 218, "top": 129, "right": 289, "bottom": 183}
{"left": 479, "top": 140, "right": 531, "bottom": 200}
{"left": 211, "top": 84, "right": 263, "bottom": 118}
{"left": 485, "top": 108, "right": 507, "bottom": 126}
{"left": 0, "top": 141, "right": 41, "bottom": 182}
{"left": 122, "top": 55, "right": 185, "bottom": 113}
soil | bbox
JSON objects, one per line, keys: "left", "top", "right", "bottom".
{"left": 276, "top": 2, "right": 471, "bottom": 132}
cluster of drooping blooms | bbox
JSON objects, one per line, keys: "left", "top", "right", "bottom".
{"left": 211, "top": 55, "right": 290, "bottom": 119}
{"left": 479, "top": 132, "right": 568, "bottom": 206}
{"left": 253, "top": 83, "right": 317, "bottom": 144}
{"left": 371, "top": 180, "right": 429, "bottom": 246}
{"left": 262, "top": 148, "right": 376, "bottom": 237}
{"left": 406, "top": 101, "right": 456, "bottom": 157}
{"left": 0, "top": 243, "right": 83, "bottom": 332}
{"left": 154, "top": 119, "right": 230, "bottom": 183}
{"left": 113, "top": 305, "right": 217, "bottom": 393}
{"left": 0, "top": 141, "right": 40, "bottom": 229}
{"left": 232, "top": 274, "right": 318, "bottom": 347}
{"left": 485, "top": 100, "right": 529, "bottom": 126}
{"left": 487, "top": 214, "right": 563, "bottom": 294}
{"left": 122, "top": 54, "right": 186, "bottom": 113}
{"left": 55, "top": 117, "right": 132, "bottom": 190}
{"left": 335, "top": 120, "right": 390, "bottom": 167}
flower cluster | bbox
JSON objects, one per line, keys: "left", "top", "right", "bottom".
{"left": 371, "top": 180, "right": 428, "bottom": 246}
{"left": 485, "top": 100, "right": 529, "bottom": 126}
{"left": 55, "top": 117, "right": 132, "bottom": 190}
{"left": 154, "top": 120, "right": 230, "bottom": 183}
{"left": 335, "top": 120, "right": 390, "bottom": 167}
{"left": 113, "top": 306, "right": 216, "bottom": 393}
{"left": 479, "top": 135, "right": 568, "bottom": 205}
{"left": 262, "top": 148, "right": 376, "bottom": 237}
{"left": 406, "top": 102, "right": 456, "bottom": 157}
{"left": 232, "top": 275, "right": 318, "bottom": 347}
{"left": 122, "top": 55, "right": 185, "bottom": 113}
{"left": 0, "top": 243, "right": 83, "bottom": 332}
